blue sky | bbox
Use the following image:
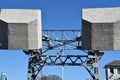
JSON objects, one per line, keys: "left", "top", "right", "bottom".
{"left": 0, "top": 0, "right": 120, "bottom": 80}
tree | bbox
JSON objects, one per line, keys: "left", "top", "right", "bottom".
{"left": 40, "top": 75, "right": 48, "bottom": 80}
{"left": 48, "top": 75, "right": 62, "bottom": 80}
{"left": 37, "top": 75, "right": 62, "bottom": 80}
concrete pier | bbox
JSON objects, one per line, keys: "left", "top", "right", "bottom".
{"left": 82, "top": 7, "right": 120, "bottom": 50}
{"left": 0, "top": 9, "right": 42, "bottom": 50}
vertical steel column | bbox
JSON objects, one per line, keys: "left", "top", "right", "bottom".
{"left": 24, "top": 49, "right": 42, "bottom": 80}
{"left": 26, "top": 50, "right": 36, "bottom": 80}
{"left": 93, "top": 51, "right": 99, "bottom": 80}
{"left": 87, "top": 51, "right": 104, "bottom": 80}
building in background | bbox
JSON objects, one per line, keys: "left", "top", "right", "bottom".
{"left": 104, "top": 60, "right": 120, "bottom": 80}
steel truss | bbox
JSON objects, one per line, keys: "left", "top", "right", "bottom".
{"left": 24, "top": 30, "right": 104, "bottom": 80}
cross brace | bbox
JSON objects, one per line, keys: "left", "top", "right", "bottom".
{"left": 25, "top": 30, "right": 104, "bottom": 80}
{"left": 42, "top": 30, "right": 81, "bottom": 52}
{"left": 41, "top": 55, "right": 88, "bottom": 66}
{"left": 24, "top": 50, "right": 104, "bottom": 80}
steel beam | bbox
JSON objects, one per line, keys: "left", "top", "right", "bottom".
{"left": 24, "top": 30, "right": 104, "bottom": 80}
{"left": 24, "top": 49, "right": 104, "bottom": 80}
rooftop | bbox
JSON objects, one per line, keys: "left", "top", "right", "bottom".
{"left": 104, "top": 60, "right": 120, "bottom": 68}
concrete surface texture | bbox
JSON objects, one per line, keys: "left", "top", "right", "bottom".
{"left": 82, "top": 7, "right": 120, "bottom": 50}
{"left": 0, "top": 9, "right": 42, "bottom": 50}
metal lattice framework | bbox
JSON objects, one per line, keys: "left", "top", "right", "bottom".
{"left": 42, "top": 30, "right": 81, "bottom": 51}
{"left": 24, "top": 30, "right": 104, "bottom": 80}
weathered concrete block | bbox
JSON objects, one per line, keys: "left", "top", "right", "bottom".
{"left": 82, "top": 7, "right": 120, "bottom": 50}
{"left": 0, "top": 9, "right": 42, "bottom": 50}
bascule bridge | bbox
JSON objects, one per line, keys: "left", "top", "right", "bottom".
{"left": 0, "top": 7, "right": 120, "bottom": 80}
